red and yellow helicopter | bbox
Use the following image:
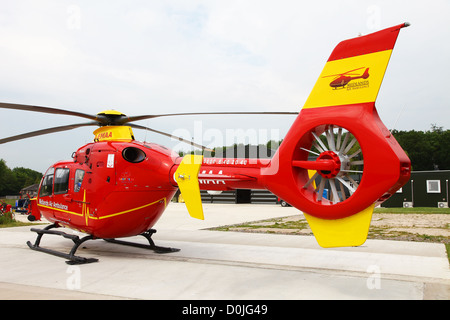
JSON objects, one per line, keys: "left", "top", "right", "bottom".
{"left": 0, "top": 23, "right": 411, "bottom": 264}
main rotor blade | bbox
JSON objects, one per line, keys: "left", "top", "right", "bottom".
{"left": 0, "top": 122, "right": 98, "bottom": 144}
{"left": 0, "top": 102, "right": 98, "bottom": 121}
{"left": 125, "top": 111, "right": 298, "bottom": 123}
{"left": 129, "top": 123, "right": 212, "bottom": 151}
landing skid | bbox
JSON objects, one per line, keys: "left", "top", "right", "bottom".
{"left": 27, "top": 224, "right": 98, "bottom": 265}
{"left": 104, "top": 229, "right": 180, "bottom": 254}
{"left": 27, "top": 224, "right": 179, "bottom": 264}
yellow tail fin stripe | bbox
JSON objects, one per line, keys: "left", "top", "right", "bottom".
{"left": 175, "top": 155, "right": 204, "bottom": 220}
{"left": 303, "top": 50, "right": 392, "bottom": 109}
{"left": 304, "top": 204, "right": 375, "bottom": 248}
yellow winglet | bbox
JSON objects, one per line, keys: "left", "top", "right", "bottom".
{"left": 174, "top": 155, "right": 204, "bottom": 220}
{"left": 304, "top": 204, "right": 375, "bottom": 248}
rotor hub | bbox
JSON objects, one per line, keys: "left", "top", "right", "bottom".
{"left": 96, "top": 110, "right": 128, "bottom": 126}
{"left": 317, "top": 150, "right": 341, "bottom": 179}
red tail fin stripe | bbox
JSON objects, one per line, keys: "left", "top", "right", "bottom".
{"left": 328, "top": 23, "right": 409, "bottom": 62}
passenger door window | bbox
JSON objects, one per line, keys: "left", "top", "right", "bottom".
{"left": 74, "top": 169, "right": 85, "bottom": 192}
{"left": 54, "top": 168, "right": 70, "bottom": 194}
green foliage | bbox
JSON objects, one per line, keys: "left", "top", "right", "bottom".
{"left": 0, "top": 211, "right": 34, "bottom": 228}
{"left": 0, "top": 211, "right": 14, "bottom": 225}
{"left": 0, "top": 159, "right": 42, "bottom": 196}
{"left": 374, "top": 207, "right": 450, "bottom": 214}
{"left": 392, "top": 125, "right": 450, "bottom": 171}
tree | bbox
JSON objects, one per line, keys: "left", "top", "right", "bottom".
{"left": 427, "top": 124, "right": 450, "bottom": 170}
{"left": 0, "top": 159, "right": 43, "bottom": 196}
{"left": 0, "top": 159, "right": 17, "bottom": 196}
{"left": 392, "top": 125, "right": 449, "bottom": 171}
{"left": 12, "top": 167, "right": 42, "bottom": 188}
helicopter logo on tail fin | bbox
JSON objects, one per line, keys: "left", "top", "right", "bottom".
{"left": 322, "top": 67, "right": 370, "bottom": 89}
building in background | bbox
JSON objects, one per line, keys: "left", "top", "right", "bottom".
{"left": 381, "top": 170, "right": 449, "bottom": 208}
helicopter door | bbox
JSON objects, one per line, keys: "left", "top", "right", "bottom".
{"left": 71, "top": 169, "right": 86, "bottom": 218}
{"left": 52, "top": 168, "right": 71, "bottom": 221}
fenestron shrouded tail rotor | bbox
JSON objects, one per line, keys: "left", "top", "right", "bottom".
{"left": 292, "top": 124, "right": 364, "bottom": 205}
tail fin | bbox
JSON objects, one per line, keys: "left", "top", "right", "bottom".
{"left": 304, "top": 23, "right": 409, "bottom": 109}
{"left": 265, "top": 23, "right": 411, "bottom": 247}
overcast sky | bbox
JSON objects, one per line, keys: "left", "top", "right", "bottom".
{"left": 0, "top": 0, "right": 449, "bottom": 173}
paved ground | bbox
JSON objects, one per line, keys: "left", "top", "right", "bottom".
{"left": 0, "top": 203, "right": 449, "bottom": 300}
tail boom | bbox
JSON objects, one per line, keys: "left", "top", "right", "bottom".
{"left": 171, "top": 157, "right": 269, "bottom": 191}
{"left": 172, "top": 24, "right": 412, "bottom": 248}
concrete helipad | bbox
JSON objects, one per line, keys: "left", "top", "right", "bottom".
{"left": 0, "top": 203, "right": 449, "bottom": 300}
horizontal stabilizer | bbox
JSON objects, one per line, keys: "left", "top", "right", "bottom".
{"left": 174, "top": 155, "right": 204, "bottom": 220}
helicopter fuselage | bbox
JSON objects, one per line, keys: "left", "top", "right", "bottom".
{"left": 34, "top": 138, "right": 270, "bottom": 239}
{"left": 36, "top": 140, "right": 179, "bottom": 238}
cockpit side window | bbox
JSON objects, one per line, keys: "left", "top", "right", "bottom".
{"left": 54, "top": 168, "right": 70, "bottom": 194}
{"left": 74, "top": 169, "right": 85, "bottom": 192}
{"left": 39, "top": 168, "right": 54, "bottom": 197}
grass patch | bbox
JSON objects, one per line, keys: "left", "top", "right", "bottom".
{"left": 446, "top": 244, "right": 450, "bottom": 262}
{"left": 0, "top": 212, "right": 36, "bottom": 228}
{"left": 212, "top": 216, "right": 312, "bottom": 235}
{"left": 367, "top": 227, "right": 449, "bottom": 244}
{"left": 375, "top": 207, "right": 450, "bottom": 214}
{"left": 212, "top": 207, "right": 449, "bottom": 244}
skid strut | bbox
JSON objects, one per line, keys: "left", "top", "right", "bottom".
{"left": 27, "top": 224, "right": 98, "bottom": 265}
{"left": 104, "top": 229, "right": 180, "bottom": 253}
{"left": 27, "top": 224, "right": 179, "bottom": 264}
